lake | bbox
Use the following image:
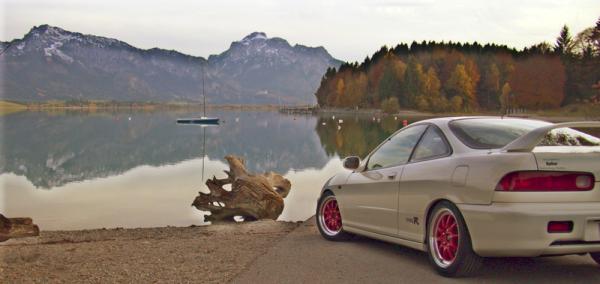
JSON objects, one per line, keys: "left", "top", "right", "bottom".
{"left": 0, "top": 110, "right": 417, "bottom": 230}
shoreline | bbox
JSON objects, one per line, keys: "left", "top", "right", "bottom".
{"left": 0, "top": 220, "right": 301, "bottom": 246}
{"left": 1, "top": 100, "right": 598, "bottom": 121}
{"left": 315, "top": 109, "right": 599, "bottom": 121}
{"left": 0, "top": 220, "right": 301, "bottom": 282}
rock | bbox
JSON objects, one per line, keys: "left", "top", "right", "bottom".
{"left": 0, "top": 213, "right": 40, "bottom": 242}
{"left": 192, "top": 155, "right": 291, "bottom": 223}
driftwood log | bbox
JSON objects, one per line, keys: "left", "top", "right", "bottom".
{"left": 0, "top": 214, "right": 40, "bottom": 242}
{"left": 192, "top": 155, "right": 291, "bottom": 222}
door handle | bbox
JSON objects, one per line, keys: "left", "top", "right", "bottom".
{"left": 387, "top": 173, "right": 397, "bottom": 180}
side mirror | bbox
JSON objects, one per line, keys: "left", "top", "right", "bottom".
{"left": 343, "top": 156, "right": 360, "bottom": 170}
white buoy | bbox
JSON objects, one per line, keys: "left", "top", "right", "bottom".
{"left": 394, "top": 116, "right": 398, "bottom": 120}
{"left": 337, "top": 125, "right": 341, "bottom": 130}
{"left": 128, "top": 117, "right": 131, "bottom": 121}
{"left": 338, "top": 119, "right": 343, "bottom": 124}
{"left": 235, "top": 117, "right": 239, "bottom": 122}
{"left": 332, "top": 115, "right": 336, "bottom": 120}
{"left": 321, "top": 122, "right": 326, "bottom": 126}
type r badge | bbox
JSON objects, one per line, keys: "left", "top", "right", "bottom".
{"left": 406, "top": 217, "right": 420, "bottom": 226}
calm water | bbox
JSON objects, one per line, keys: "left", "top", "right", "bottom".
{"left": 0, "top": 110, "right": 418, "bottom": 230}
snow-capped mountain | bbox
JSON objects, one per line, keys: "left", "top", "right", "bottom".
{"left": 0, "top": 25, "right": 341, "bottom": 104}
{"left": 209, "top": 32, "right": 342, "bottom": 103}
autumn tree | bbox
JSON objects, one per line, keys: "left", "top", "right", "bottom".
{"left": 365, "top": 57, "right": 386, "bottom": 107}
{"left": 500, "top": 82, "right": 511, "bottom": 113}
{"left": 479, "top": 63, "right": 501, "bottom": 109}
{"left": 423, "top": 67, "right": 447, "bottom": 112}
{"left": 345, "top": 73, "right": 367, "bottom": 107}
{"left": 313, "top": 21, "right": 595, "bottom": 112}
{"left": 402, "top": 57, "right": 426, "bottom": 107}
{"left": 388, "top": 54, "right": 408, "bottom": 105}
{"left": 328, "top": 78, "right": 344, "bottom": 107}
{"left": 377, "top": 58, "right": 403, "bottom": 103}
{"left": 446, "top": 64, "right": 476, "bottom": 111}
{"left": 463, "top": 58, "right": 480, "bottom": 94}
{"left": 509, "top": 55, "right": 566, "bottom": 108}
{"left": 315, "top": 67, "right": 338, "bottom": 107}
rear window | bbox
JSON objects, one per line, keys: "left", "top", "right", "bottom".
{"left": 449, "top": 118, "right": 600, "bottom": 149}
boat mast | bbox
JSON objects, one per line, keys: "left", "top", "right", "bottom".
{"left": 201, "top": 126, "right": 206, "bottom": 182}
{"left": 202, "top": 64, "right": 206, "bottom": 117}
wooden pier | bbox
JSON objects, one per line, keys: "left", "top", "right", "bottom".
{"left": 279, "top": 105, "right": 318, "bottom": 114}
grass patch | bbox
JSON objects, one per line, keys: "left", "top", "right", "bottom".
{"left": 0, "top": 100, "right": 27, "bottom": 115}
{"left": 0, "top": 100, "right": 26, "bottom": 109}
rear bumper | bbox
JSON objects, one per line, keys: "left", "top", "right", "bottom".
{"left": 458, "top": 202, "right": 600, "bottom": 257}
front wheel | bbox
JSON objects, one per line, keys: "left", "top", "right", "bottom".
{"left": 426, "top": 201, "right": 482, "bottom": 277}
{"left": 316, "top": 191, "right": 352, "bottom": 241}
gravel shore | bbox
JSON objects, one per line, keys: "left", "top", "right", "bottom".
{"left": 0, "top": 221, "right": 300, "bottom": 283}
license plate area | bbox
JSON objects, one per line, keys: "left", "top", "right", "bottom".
{"left": 584, "top": 219, "right": 600, "bottom": 241}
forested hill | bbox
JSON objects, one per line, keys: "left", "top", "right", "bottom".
{"left": 315, "top": 18, "right": 600, "bottom": 112}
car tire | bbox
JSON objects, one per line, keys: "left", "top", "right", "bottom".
{"left": 316, "top": 191, "right": 352, "bottom": 241}
{"left": 426, "top": 201, "right": 483, "bottom": 277}
{"left": 590, "top": 252, "right": 600, "bottom": 265}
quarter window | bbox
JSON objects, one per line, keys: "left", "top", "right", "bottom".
{"left": 366, "top": 125, "right": 427, "bottom": 170}
{"left": 411, "top": 126, "right": 451, "bottom": 162}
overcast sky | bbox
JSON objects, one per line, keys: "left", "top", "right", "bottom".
{"left": 2, "top": 0, "right": 599, "bottom": 61}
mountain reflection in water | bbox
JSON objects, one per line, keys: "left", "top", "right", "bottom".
{"left": 0, "top": 111, "right": 331, "bottom": 189}
{"left": 0, "top": 110, "right": 419, "bottom": 230}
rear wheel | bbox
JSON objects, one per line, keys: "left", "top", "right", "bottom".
{"left": 590, "top": 252, "right": 600, "bottom": 265}
{"left": 316, "top": 191, "right": 352, "bottom": 241}
{"left": 427, "top": 201, "right": 482, "bottom": 277}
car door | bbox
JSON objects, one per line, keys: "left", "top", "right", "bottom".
{"left": 338, "top": 124, "right": 428, "bottom": 237}
{"left": 397, "top": 125, "right": 453, "bottom": 242}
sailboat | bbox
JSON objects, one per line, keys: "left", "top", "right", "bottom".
{"left": 177, "top": 65, "right": 220, "bottom": 125}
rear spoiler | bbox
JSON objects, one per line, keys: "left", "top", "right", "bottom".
{"left": 502, "top": 121, "right": 600, "bottom": 152}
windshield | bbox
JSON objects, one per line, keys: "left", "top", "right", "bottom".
{"left": 449, "top": 118, "right": 600, "bottom": 149}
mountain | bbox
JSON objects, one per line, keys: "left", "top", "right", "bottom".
{"left": 0, "top": 25, "right": 342, "bottom": 104}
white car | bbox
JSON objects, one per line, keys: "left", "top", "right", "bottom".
{"left": 316, "top": 116, "right": 600, "bottom": 277}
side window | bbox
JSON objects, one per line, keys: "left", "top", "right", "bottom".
{"left": 411, "top": 126, "right": 451, "bottom": 162}
{"left": 367, "top": 125, "right": 427, "bottom": 170}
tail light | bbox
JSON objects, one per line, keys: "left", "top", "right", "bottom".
{"left": 495, "top": 171, "right": 595, "bottom": 192}
{"left": 547, "top": 221, "right": 573, "bottom": 233}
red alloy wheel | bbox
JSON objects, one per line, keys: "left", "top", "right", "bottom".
{"left": 321, "top": 198, "right": 342, "bottom": 233}
{"left": 434, "top": 212, "right": 459, "bottom": 263}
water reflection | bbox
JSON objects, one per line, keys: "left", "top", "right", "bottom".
{"left": 316, "top": 115, "right": 413, "bottom": 158}
{"left": 0, "top": 111, "right": 330, "bottom": 189}
{"left": 0, "top": 111, "right": 426, "bottom": 229}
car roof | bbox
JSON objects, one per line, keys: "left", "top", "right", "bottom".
{"left": 412, "top": 116, "right": 548, "bottom": 127}
{"left": 408, "top": 116, "right": 552, "bottom": 154}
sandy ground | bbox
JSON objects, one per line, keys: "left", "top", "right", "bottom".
{"left": 3, "top": 217, "right": 600, "bottom": 283}
{"left": 0, "top": 221, "right": 299, "bottom": 283}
